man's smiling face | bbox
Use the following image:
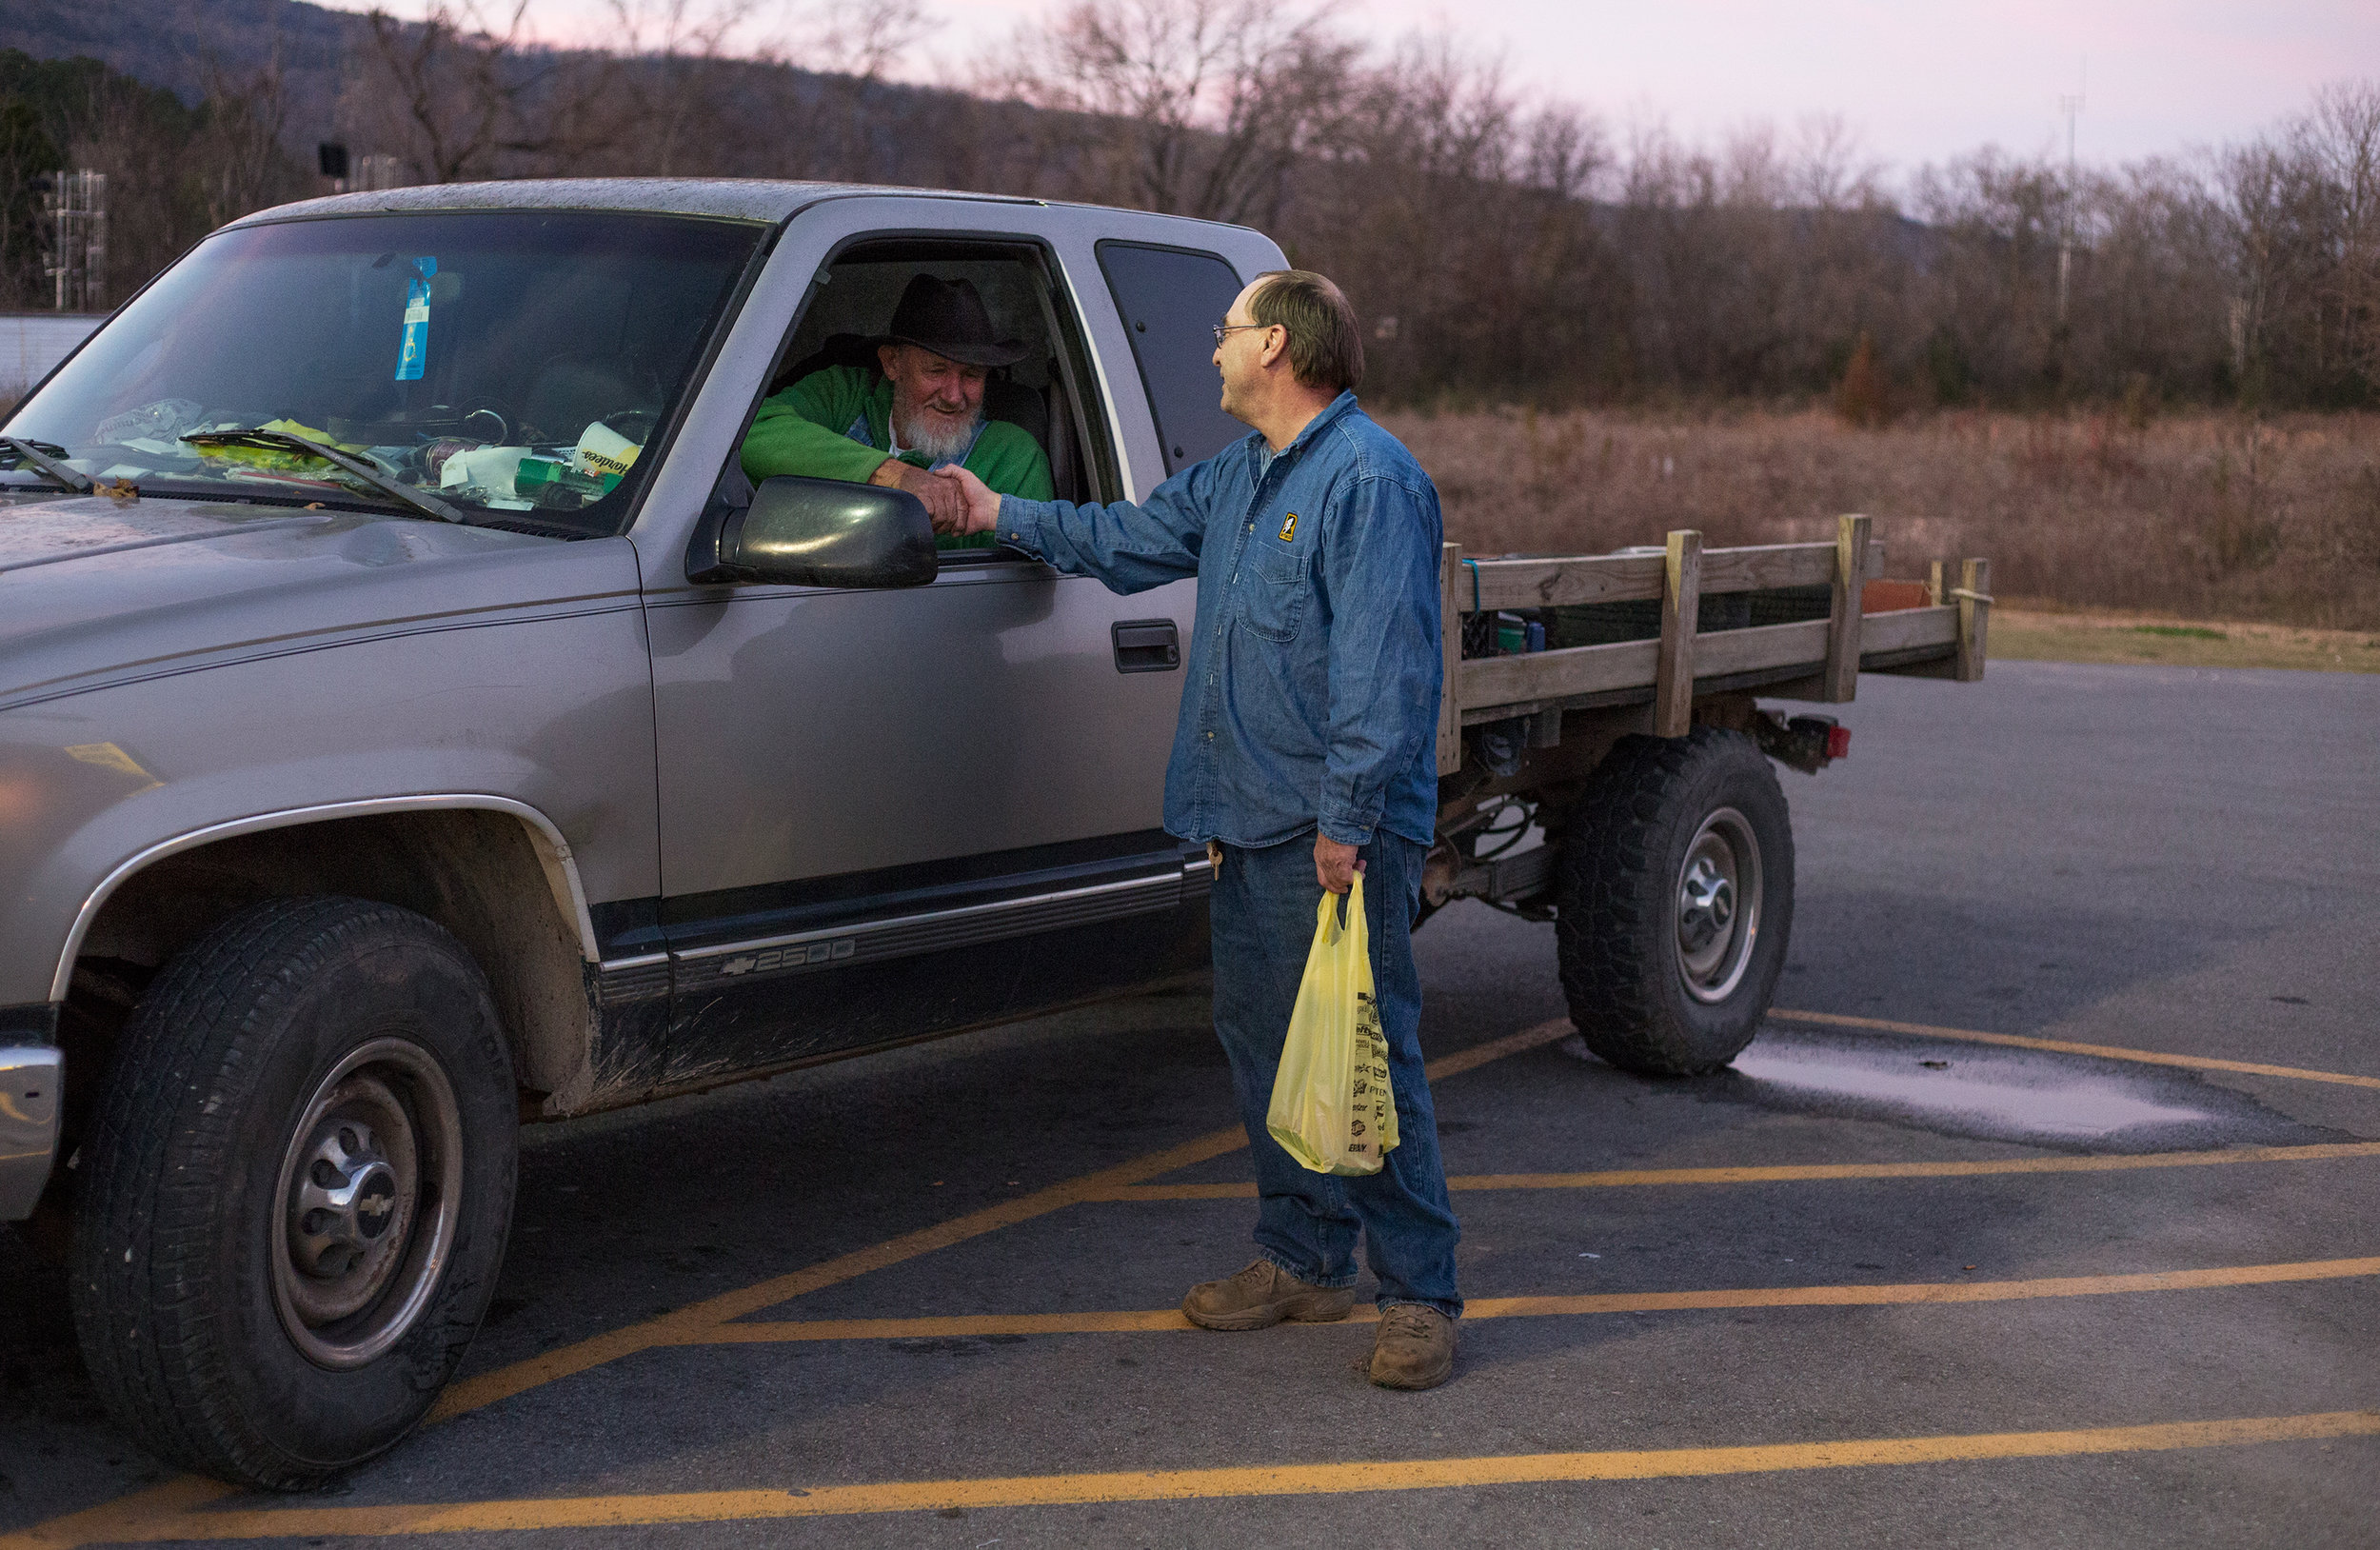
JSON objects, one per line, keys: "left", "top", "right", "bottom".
{"left": 881, "top": 344, "right": 987, "bottom": 458}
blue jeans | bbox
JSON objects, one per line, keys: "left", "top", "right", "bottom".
{"left": 1207, "top": 829, "right": 1463, "bottom": 1318}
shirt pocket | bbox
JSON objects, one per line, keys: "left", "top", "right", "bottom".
{"left": 1239, "top": 543, "right": 1310, "bottom": 643}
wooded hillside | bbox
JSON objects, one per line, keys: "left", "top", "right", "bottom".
{"left": 2, "top": 0, "right": 2375, "bottom": 412}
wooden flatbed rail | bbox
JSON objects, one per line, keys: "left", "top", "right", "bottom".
{"left": 1437, "top": 516, "right": 1990, "bottom": 775}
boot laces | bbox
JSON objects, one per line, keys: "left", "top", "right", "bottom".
{"left": 1232, "top": 1259, "right": 1279, "bottom": 1288}
{"left": 1379, "top": 1304, "right": 1439, "bottom": 1341}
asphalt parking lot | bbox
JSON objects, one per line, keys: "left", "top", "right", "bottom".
{"left": 5, "top": 658, "right": 2376, "bottom": 1548}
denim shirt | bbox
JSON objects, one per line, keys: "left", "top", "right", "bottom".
{"left": 997, "top": 392, "right": 1443, "bottom": 850}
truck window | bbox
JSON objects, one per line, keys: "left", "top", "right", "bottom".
{"left": 745, "top": 238, "right": 1117, "bottom": 531}
{"left": 1094, "top": 242, "right": 1247, "bottom": 477}
{"left": 8, "top": 211, "right": 764, "bottom": 537}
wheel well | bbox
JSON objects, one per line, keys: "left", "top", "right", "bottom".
{"left": 69, "top": 810, "right": 595, "bottom": 1107}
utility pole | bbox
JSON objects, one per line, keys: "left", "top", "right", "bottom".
{"left": 2055, "top": 64, "right": 2084, "bottom": 329}
{"left": 43, "top": 170, "right": 108, "bottom": 313}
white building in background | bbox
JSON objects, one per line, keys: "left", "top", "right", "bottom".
{"left": 2, "top": 313, "right": 104, "bottom": 396}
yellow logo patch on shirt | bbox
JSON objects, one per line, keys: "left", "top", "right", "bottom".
{"left": 1278, "top": 511, "right": 1299, "bottom": 543}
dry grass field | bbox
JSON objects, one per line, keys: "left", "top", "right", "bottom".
{"left": 1384, "top": 407, "right": 2380, "bottom": 634}
{"left": 8, "top": 389, "right": 2376, "bottom": 660}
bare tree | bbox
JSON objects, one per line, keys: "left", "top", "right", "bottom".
{"left": 1518, "top": 103, "right": 1609, "bottom": 202}
{"left": 999, "top": 0, "right": 1356, "bottom": 223}
{"left": 1288, "top": 38, "right": 1635, "bottom": 405}
{"left": 1791, "top": 113, "right": 1883, "bottom": 211}
{"left": 190, "top": 55, "right": 307, "bottom": 229}
{"left": 348, "top": 2, "right": 623, "bottom": 185}
{"left": 2214, "top": 88, "right": 2377, "bottom": 407}
{"left": 609, "top": 0, "right": 761, "bottom": 174}
{"left": 30, "top": 0, "right": 2375, "bottom": 413}
{"left": 1718, "top": 121, "right": 1787, "bottom": 208}
{"left": 1914, "top": 149, "right": 2069, "bottom": 393}
{"left": 2301, "top": 80, "right": 2380, "bottom": 382}
{"left": 56, "top": 70, "right": 189, "bottom": 307}
{"left": 0, "top": 100, "right": 62, "bottom": 307}
{"left": 807, "top": 0, "right": 932, "bottom": 80}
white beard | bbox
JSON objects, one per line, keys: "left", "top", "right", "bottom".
{"left": 893, "top": 399, "right": 982, "bottom": 464}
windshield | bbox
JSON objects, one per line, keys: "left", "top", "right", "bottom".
{"left": 3, "top": 210, "right": 764, "bottom": 533}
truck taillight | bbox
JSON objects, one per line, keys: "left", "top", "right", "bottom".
{"left": 1755, "top": 711, "right": 1845, "bottom": 773}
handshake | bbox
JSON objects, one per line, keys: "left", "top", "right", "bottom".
{"left": 867, "top": 458, "right": 1003, "bottom": 539}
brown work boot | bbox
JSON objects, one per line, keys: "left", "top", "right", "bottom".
{"left": 1367, "top": 1303, "right": 1458, "bottom": 1389}
{"left": 1181, "top": 1259, "right": 1356, "bottom": 1331}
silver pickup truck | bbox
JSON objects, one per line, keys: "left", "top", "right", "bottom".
{"left": 0, "top": 179, "right": 1987, "bottom": 1488}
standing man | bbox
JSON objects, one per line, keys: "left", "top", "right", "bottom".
{"left": 936, "top": 270, "right": 1461, "bottom": 1390}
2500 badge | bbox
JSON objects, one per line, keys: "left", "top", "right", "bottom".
{"left": 715, "top": 938, "right": 858, "bottom": 978}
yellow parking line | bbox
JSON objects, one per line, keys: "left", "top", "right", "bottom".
{"left": 1091, "top": 1141, "right": 2380, "bottom": 1201}
{"left": 10, "top": 1020, "right": 1579, "bottom": 1550}
{"left": 698, "top": 1307, "right": 1197, "bottom": 1341}
{"left": 687, "top": 1255, "right": 2380, "bottom": 1344}
{"left": 18, "top": 1412, "right": 2373, "bottom": 1540}
{"left": 425, "top": 1018, "right": 1571, "bottom": 1421}
{"left": 1770, "top": 1008, "right": 2380, "bottom": 1090}
{"left": 22, "top": 1005, "right": 2364, "bottom": 1548}
{"left": 0, "top": 1478, "right": 237, "bottom": 1550}
{"left": 1462, "top": 1256, "right": 2380, "bottom": 1318}
{"left": 426, "top": 1123, "right": 1246, "bottom": 1420}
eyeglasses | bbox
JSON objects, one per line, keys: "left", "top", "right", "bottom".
{"left": 1212, "top": 322, "right": 1278, "bottom": 346}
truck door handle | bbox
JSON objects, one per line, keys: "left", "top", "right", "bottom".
{"left": 1112, "top": 619, "right": 1180, "bottom": 673}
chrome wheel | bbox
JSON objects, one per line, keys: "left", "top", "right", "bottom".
{"left": 269, "top": 1038, "right": 462, "bottom": 1369}
{"left": 1675, "top": 806, "right": 1763, "bottom": 1004}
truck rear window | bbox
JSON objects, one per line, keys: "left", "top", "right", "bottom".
{"left": 1094, "top": 242, "right": 1247, "bottom": 479}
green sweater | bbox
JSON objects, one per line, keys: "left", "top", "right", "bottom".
{"left": 741, "top": 366, "right": 1054, "bottom": 549}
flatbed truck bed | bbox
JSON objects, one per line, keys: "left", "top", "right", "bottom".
{"left": 1420, "top": 515, "right": 1989, "bottom": 1076}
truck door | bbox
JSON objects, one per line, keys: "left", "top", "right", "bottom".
{"left": 638, "top": 210, "right": 1243, "bottom": 1082}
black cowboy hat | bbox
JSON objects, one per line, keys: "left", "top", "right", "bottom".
{"left": 876, "top": 274, "right": 1028, "bottom": 368}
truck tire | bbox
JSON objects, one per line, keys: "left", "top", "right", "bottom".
{"left": 69, "top": 896, "right": 517, "bottom": 1489}
{"left": 1555, "top": 727, "right": 1794, "bottom": 1075}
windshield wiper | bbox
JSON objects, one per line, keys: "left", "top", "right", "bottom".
{"left": 180, "top": 428, "right": 467, "bottom": 525}
{"left": 1, "top": 436, "right": 94, "bottom": 493}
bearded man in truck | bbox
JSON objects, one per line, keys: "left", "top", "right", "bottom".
{"left": 935, "top": 268, "right": 1464, "bottom": 1390}
{"left": 741, "top": 274, "right": 1052, "bottom": 543}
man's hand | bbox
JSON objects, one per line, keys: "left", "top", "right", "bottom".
{"left": 870, "top": 456, "right": 966, "bottom": 531}
{"left": 1315, "top": 835, "right": 1363, "bottom": 895}
{"left": 930, "top": 463, "right": 1002, "bottom": 536}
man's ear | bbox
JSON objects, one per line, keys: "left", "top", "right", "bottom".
{"left": 877, "top": 343, "right": 903, "bottom": 377}
{"left": 1257, "top": 326, "right": 1288, "bottom": 372}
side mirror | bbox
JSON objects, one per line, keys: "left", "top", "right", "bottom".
{"left": 686, "top": 475, "right": 938, "bottom": 588}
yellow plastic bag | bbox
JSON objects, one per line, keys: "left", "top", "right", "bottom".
{"left": 1266, "top": 876, "right": 1399, "bottom": 1176}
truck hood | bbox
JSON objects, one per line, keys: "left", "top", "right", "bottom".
{"left": 0, "top": 491, "right": 644, "bottom": 709}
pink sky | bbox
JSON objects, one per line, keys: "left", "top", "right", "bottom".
{"left": 387, "top": 0, "right": 2380, "bottom": 174}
